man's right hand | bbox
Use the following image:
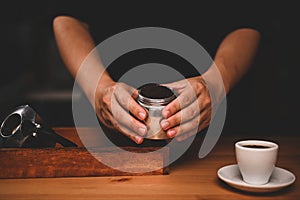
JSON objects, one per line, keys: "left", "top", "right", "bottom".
{"left": 95, "top": 81, "right": 147, "bottom": 144}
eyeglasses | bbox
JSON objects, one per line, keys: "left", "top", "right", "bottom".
{"left": 0, "top": 105, "right": 77, "bottom": 148}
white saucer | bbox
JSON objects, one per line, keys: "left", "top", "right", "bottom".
{"left": 217, "top": 164, "right": 296, "bottom": 193}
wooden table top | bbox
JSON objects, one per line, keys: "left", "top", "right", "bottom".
{"left": 0, "top": 127, "right": 299, "bottom": 200}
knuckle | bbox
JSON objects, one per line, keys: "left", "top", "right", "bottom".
{"left": 118, "top": 95, "right": 127, "bottom": 106}
{"left": 182, "top": 95, "right": 190, "bottom": 104}
{"left": 204, "top": 97, "right": 212, "bottom": 106}
{"left": 99, "top": 114, "right": 115, "bottom": 129}
{"left": 195, "top": 81, "right": 203, "bottom": 93}
{"left": 199, "top": 81, "right": 206, "bottom": 90}
{"left": 102, "top": 95, "right": 111, "bottom": 105}
{"left": 178, "top": 126, "right": 185, "bottom": 135}
{"left": 169, "top": 114, "right": 181, "bottom": 126}
{"left": 168, "top": 100, "right": 176, "bottom": 110}
{"left": 115, "top": 82, "right": 126, "bottom": 91}
{"left": 173, "top": 126, "right": 181, "bottom": 135}
{"left": 199, "top": 113, "right": 206, "bottom": 122}
{"left": 113, "top": 110, "right": 122, "bottom": 121}
{"left": 196, "top": 80, "right": 208, "bottom": 94}
{"left": 110, "top": 85, "right": 117, "bottom": 93}
{"left": 129, "top": 118, "right": 138, "bottom": 129}
{"left": 205, "top": 117, "right": 211, "bottom": 124}
{"left": 176, "top": 98, "right": 185, "bottom": 111}
{"left": 166, "top": 102, "right": 176, "bottom": 114}
{"left": 126, "top": 116, "right": 141, "bottom": 132}
{"left": 186, "top": 108, "right": 195, "bottom": 118}
{"left": 174, "top": 116, "right": 181, "bottom": 126}
{"left": 111, "top": 120, "right": 120, "bottom": 130}
{"left": 128, "top": 99, "right": 137, "bottom": 111}
{"left": 192, "top": 118, "right": 200, "bottom": 128}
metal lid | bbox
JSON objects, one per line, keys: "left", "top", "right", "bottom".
{"left": 137, "top": 83, "right": 177, "bottom": 106}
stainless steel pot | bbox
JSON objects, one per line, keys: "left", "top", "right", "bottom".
{"left": 137, "top": 83, "right": 176, "bottom": 140}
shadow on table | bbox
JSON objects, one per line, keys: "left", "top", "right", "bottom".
{"left": 216, "top": 178, "right": 296, "bottom": 196}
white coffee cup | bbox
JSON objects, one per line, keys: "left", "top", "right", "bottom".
{"left": 235, "top": 140, "right": 278, "bottom": 185}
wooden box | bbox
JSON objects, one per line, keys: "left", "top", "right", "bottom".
{"left": 0, "top": 128, "right": 169, "bottom": 178}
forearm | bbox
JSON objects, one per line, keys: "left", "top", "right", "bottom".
{"left": 202, "top": 28, "right": 260, "bottom": 106}
{"left": 53, "top": 16, "right": 113, "bottom": 104}
{"left": 213, "top": 28, "right": 261, "bottom": 94}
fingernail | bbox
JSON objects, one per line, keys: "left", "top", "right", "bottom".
{"left": 167, "top": 130, "right": 176, "bottom": 138}
{"left": 161, "top": 120, "right": 169, "bottom": 129}
{"left": 163, "top": 110, "right": 170, "bottom": 118}
{"left": 138, "top": 127, "right": 147, "bottom": 136}
{"left": 139, "top": 112, "right": 146, "bottom": 120}
{"left": 135, "top": 136, "right": 143, "bottom": 144}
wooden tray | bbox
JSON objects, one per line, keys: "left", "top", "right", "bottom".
{"left": 0, "top": 128, "right": 169, "bottom": 178}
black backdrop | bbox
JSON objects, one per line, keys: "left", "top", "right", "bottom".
{"left": 0, "top": 1, "right": 298, "bottom": 136}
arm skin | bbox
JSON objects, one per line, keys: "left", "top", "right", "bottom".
{"left": 53, "top": 16, "right": 147, "bottom": 144}
{"left": 213, "top": 28, "right": 261, "bottom": 95}
{"left": 161, "top": 28, "right": 261, "bottom": 141}
{"left": 53, "top": 15, "right": 260, "bottom": 143}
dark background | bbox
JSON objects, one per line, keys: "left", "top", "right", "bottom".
{"left": 0, "top": 1, "right": 298, "bottom": 136}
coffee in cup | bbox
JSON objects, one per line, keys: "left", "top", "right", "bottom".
{"left": 235, "top": 140, "right": 278, "bottom": 185}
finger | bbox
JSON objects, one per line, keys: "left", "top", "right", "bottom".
{"left": 131, "top": 88, "right": 139, "bottom": 99}
{"left": 161, "top": 99, "right": 200, "bottom": 130}
{"left": 162, "top": 82, "right": 212, "bottom": 130}
{"left": 116, "top": 123, "right": 144, "bottom": 144}
{"left": 166, "top": 116, "right": 200, "bottom": 138}
{"left": 162, "top": 87, "right": 197, "bottom": 118}
{"left": 175, "top": 129, "right": 198, "bottom": 142}
{"left": 97, "top": 107, "right": 115, "bottom": 129}
{"left": 111, "top": 97, "right": 147, "bottom": 136}
{"left": 98, "top": 109, "right": 144, "bottom": 144}
{"left": 114, "top": 85, "right": 147, "bottom": 121}
{"left": 176, "top": 117, "right": 211, "bottom": 142}
{"left": 165, "top": 105, "right": 211, "bottom": 138}
{"left": 116, "top": 91, "right": 147, "bottom": 121}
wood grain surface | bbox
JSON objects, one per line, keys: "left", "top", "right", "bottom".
{"left": 0, "top": 128, "right": 299, "bottom": 200}
{"left": 0, "top": 128, "right": 169, "bottom": 178}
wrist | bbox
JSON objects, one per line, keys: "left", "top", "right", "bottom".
{"left": 98, "top": 74, "right": 115, "bottom": 88}
{"left": 202, "top": 62, "right": 227, "bottom": 106}
{"left": 80, "top": 73, "right": 114, "bottom": 109}
{"left": 212, "top": 60, "right": 231, "bottom": 94}
{"left": 94, "top": 76, "right": 115, "bottom": 103}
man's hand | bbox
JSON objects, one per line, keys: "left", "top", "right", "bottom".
{"left": 160, "top": 76, "right": 212, "bottom": 141}
{"left": 95, "top": 81, "right": 147, "bottom": 144}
